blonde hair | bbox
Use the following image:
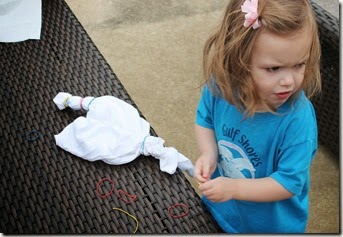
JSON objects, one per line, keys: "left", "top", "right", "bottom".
{"left": 203, "top": 0, "right": 321, "bottom": 117}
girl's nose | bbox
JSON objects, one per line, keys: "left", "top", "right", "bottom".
{"left": 280, "top": 71, "right": 295, "bottom": 86}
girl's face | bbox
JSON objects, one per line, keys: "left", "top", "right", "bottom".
{"left": 250, "top": 28, "right": 311, "bottom": 111}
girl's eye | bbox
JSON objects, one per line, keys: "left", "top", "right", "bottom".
{"left": 295, "top": 63, "right": 306, "bottom": 69}
{"left": 266, "top": 67, "right": 280, "bottom": 73}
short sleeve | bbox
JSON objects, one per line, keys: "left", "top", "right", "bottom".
{"left": 270, "top": 99, "right": 318, "bottom": 195}
{"left": 270, "top": 139, "right": 317, "bottom": 195}
{"left": 196, "top": 84, "right": 214, "bottom": 130}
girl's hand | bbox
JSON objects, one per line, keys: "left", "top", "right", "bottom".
{"left": 194, "top": 154, "right": 217, "bottom": 184}
{"left": 200, "top": 177, "right": 294, "bottom": 203}
{"left": 199, "top": 177, "right": 237, "bottom": 202}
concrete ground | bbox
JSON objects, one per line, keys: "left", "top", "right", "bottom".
{"left": 65, "top": 0, "right": 340, "bottom": 233}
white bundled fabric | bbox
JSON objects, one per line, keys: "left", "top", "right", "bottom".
{"left": 53, "top": 92, "right": 194, "bottom": 177}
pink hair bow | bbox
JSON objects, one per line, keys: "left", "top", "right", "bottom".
{"left": 241, "top": 0, "right": 261, "bottom": 29}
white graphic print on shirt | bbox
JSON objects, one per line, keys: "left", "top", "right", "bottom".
{"left": 218, "top": 140, "right": 256, "bottom": 179}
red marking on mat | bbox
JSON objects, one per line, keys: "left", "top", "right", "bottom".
{"left": 117, "top": 189, "right": 137, "bottom": 204}
{"left": 96, "top": 178, "right": 115, "bottom": 198}
{"left": 167, "top": 203, "right": 189, "bottom": 218}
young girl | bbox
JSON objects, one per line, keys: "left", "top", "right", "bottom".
{"left": 194, "top": 0, "right": 321, "bottom": 233}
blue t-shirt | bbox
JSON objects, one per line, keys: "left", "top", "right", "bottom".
{"left": 196, "top": 84, "right": 318, "bottom": 233}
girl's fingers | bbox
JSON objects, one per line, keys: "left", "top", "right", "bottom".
{"left": 195, "top": 174, "right": 208, "bottom": 183}
{"left": 199, "top": 179, "right": 211, "bottom": 191}
{"left": 195, "top": 163, "right": 209, "bottom": 183}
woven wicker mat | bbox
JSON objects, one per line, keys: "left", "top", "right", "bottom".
{"left": 0, "top": 0, "right": 221, "bottom": 234}
{"left": 310, "top": 1, "right": 339, "bottom": 158}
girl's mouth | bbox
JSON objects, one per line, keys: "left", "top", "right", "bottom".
{"left": 275, "top": 91, "right": 291, "bottom": 100}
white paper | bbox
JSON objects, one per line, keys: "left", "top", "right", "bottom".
{"left": 0, "top": 0, "right": 42, "bottom": 42}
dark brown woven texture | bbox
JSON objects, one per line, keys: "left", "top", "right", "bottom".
{"left": 310, "top": 1, "right": 339, "bottom": 158}
{"left": 0, "top": 0, "right": 222, "bottom": 234}
{"left": 0, "top": 0, "right": 339, "bottom": 234}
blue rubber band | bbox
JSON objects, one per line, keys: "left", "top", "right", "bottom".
{"left": 140, "top": 136, "right": 149, "bottom": 154}
{"left": 88, "top": 97, "right": 95, "bottom": 109}
{"left": 26, "top": 130, "right": 41, "bottom": 141}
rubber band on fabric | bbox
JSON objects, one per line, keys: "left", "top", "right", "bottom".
{"left": 96, "top": 178, "right": 115, "bottom": 198}
{"left": 80, "top": 97, "right": 84, "bottom": 110}
{"left": 140, "top": 135, "right": 149, "bottom": 153}
{"left": 117, "top": 190, "right": 137, "bottom": 204}
{"left": 113, "top": 207, "right": 139, "bottom": 233}
{"left": 88, "top": 97, "right": 95, "bottom": 108}
{"left": 26, "top": 130, "right": 41, "bottom": 141}
{"left": 167, "top": 203, "right": 189, "bottom": 218}
{"left": 63, "top": 96, "right": 71, "bottom": 108}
